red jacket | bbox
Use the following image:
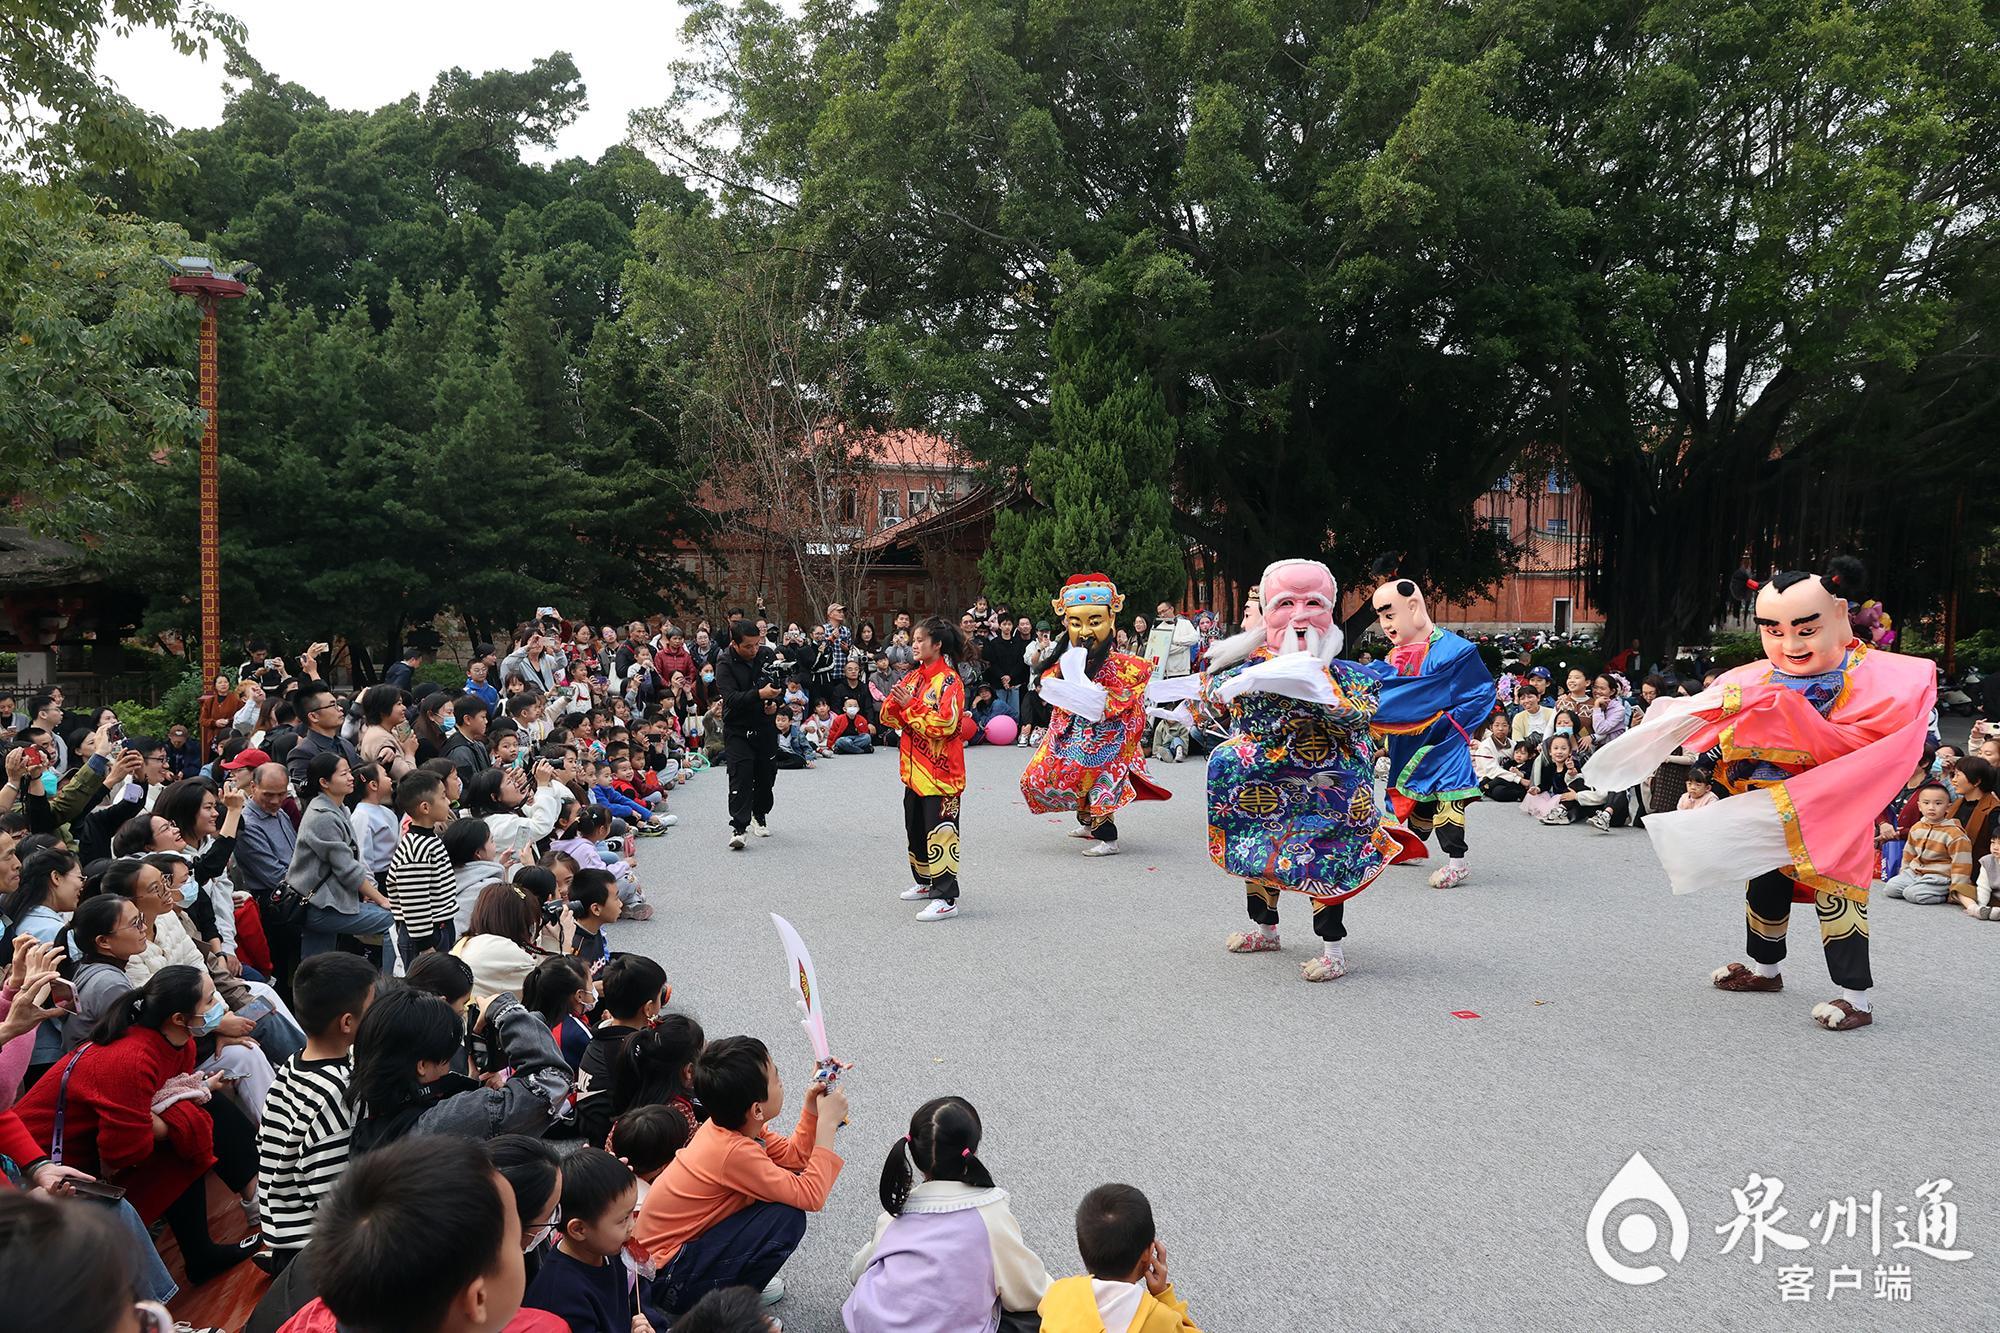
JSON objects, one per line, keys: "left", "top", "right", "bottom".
{"left": 14, "top": 1026, "right": 213, "bottom": 1220}
{"left": 827, "top": 714, "right": 874, "bottom": 745}
{"left": 653, "top": 644, "right": 699, "bottom": 697}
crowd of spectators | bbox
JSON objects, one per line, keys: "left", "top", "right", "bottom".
{"left": 0, "top": 601, "right": 1235, "bottom": 1333}
{"left": 4, "top": 601, "right": 1980, "bottom": 1332}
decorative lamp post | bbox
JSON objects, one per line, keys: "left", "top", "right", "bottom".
{"left": 162, "top": 257, "right": 251, "bottom": 685}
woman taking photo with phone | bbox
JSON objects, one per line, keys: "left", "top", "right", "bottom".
{"left": 13, "top": 964, "right": 261, "bottom": 1284}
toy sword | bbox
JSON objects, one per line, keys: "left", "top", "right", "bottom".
{"left": 769, "top": 913, "right": 847, "bottom": 1099}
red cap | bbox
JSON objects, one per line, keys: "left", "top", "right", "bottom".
{"left": 220, "top": 748, "right": 272, "bottom": 772}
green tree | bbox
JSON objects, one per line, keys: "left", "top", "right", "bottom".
{"left": 0, "top": 179, "right": 207, "bottom": 531}
{"left": 1, "top": 0, "right": 240, "bottom": 184}
{"left": 983, "top": 259, "right": 1184, "bottom": 614}
{"left": 640, "top": 0, "right": 1546, "bottom": 602}
{"left": 1518, "top": 0, "right": 2000, "bottom": 653}
{"left": 67, "top": 48, "right": 712, "bottom": 661}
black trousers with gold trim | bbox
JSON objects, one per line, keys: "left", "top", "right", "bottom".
{"left": 1406, "top": 797, "right": 1470, "bottom": 858}
{"left": 1076, "top": 807, "right": 1117, "bottom": 842}
{"left": 1744, "top": 869, "right": 1870, "bottom": 990}
{"left": 1245, "top": 883, "right": 1345, "bottom": 942}
{"left": 904, "top": 790, "right": 961, "bottom": 902}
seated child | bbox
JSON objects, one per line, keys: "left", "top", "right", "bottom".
{"left": 553, "top": 805, "right": 654, "bottom": 921}
{"left": 568, "top": 867, "right": 622, "bottom": 970}
{"left": 521, "top": 954, "right": 594, "bottom": 1073}
{"left": 801, "top": 701, "right": 835, "bottom": 755}
{"left": 592, "top": 760, "right": 669, "bottom": 835}
{"left": 255, "top": 953, "right": 380, "bottom": 1273}
{"left": 1969, "top": 828, "right": 2000, "bottom": 920}
{"left": 575, "top": 954, "right": 669, "bottom": 1148}
{"left": 524, "top": 1147, "right": 652, "bottom": 1333}
{"left": 634, "top": 1035, "right": 848, "bottom": 1319}
{"left": 844, "top": 1096, "right": 1050, "bottom": 1332}
{"left": 1877, "top": 753, "right": 1933, "bottom": 879}
{"left": 827, "top": 701, "right": 875, "bottom": 755}
{"left": 616, "top": 1014, "right": 707, "bottom": 1141}
{"left": 1479, "top": 740, "right": 1533, "bottom": 803}
{"left": 773, "top": 712, "right": 815, "bottom": 770}
{"left": 1149, "top": 715, "right": 1190, "bottom": 764}
{"left": 1677, "top": 764, "right": 1719, "bottom": 812}
{"left": 612, "top": 753, "right": 671, "bottom": 813}
{"left": 444, "top": 816, "right": 506, "bottom": 935}
{"left": 1040, "top": 1184, "right": 1200, "bottom": 1333}
{"left": 1882, "top": 782, "right": 1972, "bottom": 905}
{"left": 611, "top": 1103, "right": 691, "bottom": 1200}
{"left": 782, "top": 681, "right": 811, "bottom": 720}
{"left": 671, "top": 1288, "right": 777, "bottom": 1333}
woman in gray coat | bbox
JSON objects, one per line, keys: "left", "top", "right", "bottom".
{"left": 287, "top": 749, "right": 396, "bottom": 961}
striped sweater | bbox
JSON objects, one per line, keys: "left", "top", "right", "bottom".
{"left": 384, "top": 825, "right": 456, "bottom": 932}
{"left": 257, "top": 1054, "right": 357, "bottom": 1250}
{"left": 1904, "top": 818, "right": 1974, "bottom": 890}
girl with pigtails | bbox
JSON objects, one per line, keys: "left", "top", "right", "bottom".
{"left": 842, "top": 1095, "right": 1051, "bottom": 1332}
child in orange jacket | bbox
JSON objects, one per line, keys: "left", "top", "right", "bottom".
{"left": 634, "top": 1035, "right": 849, "bottom": 1320}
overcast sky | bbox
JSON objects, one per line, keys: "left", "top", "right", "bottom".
{"left": 97, "top": 1, "right": 690, "bottom": 163}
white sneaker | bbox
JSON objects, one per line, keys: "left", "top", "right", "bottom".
{"left": 898, "top": 885, "right": 934, "bottom": 900}
{"left": 751, "top": 818, "right": 770, "bottom": 838}
{"left": 728, "top": 831, "right": 746, "bottom": 851}
{"left": 1066, "top": 827, "right": 1097, "bottom": 840}
{"left": 1081, "top": 841, "right": 1121, "bottom": 857}
{"left": 915, "top": 899, "right": 958, "bottom": 921}
{"left": 659, "top": 813, "right": 679, "bottom": 827}
{"left": 760, "top": 1276, "right": 786, "bottom": 1306}
{"left": 1589, "top": 808, "right": 1613, "bottom": 832}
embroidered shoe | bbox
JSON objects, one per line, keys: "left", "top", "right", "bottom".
{"left": 1226, "top": 929, "right": 1281, "bottom": 953}
{"left": 1428, "top": 864, "right": 1470, "bottom": 889}
{"left": 1300, "top": 954, "right": 1347, "bottom": 982}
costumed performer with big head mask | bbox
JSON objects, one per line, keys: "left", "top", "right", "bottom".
{"left": 1583, "top": 557, "right": 1935, "bottom": 1031}
{"left": 1153, "top": 559, "right": 1423, "bottom": 980}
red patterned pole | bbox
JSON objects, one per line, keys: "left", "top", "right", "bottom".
{"left": 197, "top": 297, "right": 222, "bottom": 686}
{"left": 168, "top": 270, "right": 245, "bottom": 684}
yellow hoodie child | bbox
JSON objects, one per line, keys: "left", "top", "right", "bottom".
{"left": 1039, "top": 1274, "right": 1203, "bottom": 1333}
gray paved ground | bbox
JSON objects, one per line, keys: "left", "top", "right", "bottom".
{"left": 621, "top": 743, "right": 1998, "bottom": 1331}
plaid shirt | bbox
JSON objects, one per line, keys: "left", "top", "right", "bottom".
{"left": 820, "top": 622, "right": 852, "bottom": 677}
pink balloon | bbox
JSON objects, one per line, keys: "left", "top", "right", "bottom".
{"left": 984, "top": 714, "right": 1019, "bottom": 746}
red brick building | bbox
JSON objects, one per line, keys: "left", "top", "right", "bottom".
{"left": 671, "top": 429, "right": 982, "bottom": 626}
{"left": 1180, "top": 471, "right": 1601, "bottom": 633}
{"left": 679, "top": 444, "right": 1599, "bottom": 637}
{"left": 1429, "top": 472, "right": 1602, "bottom": 633}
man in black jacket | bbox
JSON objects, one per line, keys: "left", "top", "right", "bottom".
{"left": 442, "top": 694, "right": 493, "bottom": 786}
{"left": 286, "top": 684, "right": 362, "bottom": 792}
{"left": 715, "top": 619, "right": 782, "bottom": 850}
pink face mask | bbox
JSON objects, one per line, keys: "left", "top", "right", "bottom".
{"left": 1261, "top": 562, "right": 1338, "bottom": 657}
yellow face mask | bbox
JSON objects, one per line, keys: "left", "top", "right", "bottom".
{"left": 1060, "top": 605, "right": 1116, "bottom": 649}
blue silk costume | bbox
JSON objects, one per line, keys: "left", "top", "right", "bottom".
{"left": 1361, "top": 628, "right": 1497, "bottom": 802}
